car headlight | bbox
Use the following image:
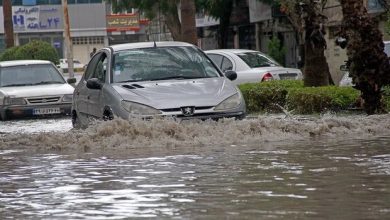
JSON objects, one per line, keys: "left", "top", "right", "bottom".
{"left": 3, "top": 97, "right": 26, "bottom": 105}
{"left": 62, "top": 94, "right": 73, "bottom": 102}
{"left": 215, "top": 93, "right": 241, "bottom": 111}
{"left": 121, "top": 101, "right": 161, "bottom": 116}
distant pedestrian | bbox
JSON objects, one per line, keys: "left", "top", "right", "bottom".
{"left": 90, "top": 48, "right": 97, "bottom": 58}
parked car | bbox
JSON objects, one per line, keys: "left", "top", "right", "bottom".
{"left": 0, "top": 60, "right": 76, "bottom": 120}
{"left": 57, "top": 58, "right": 85, "bottom": 74}
{"left": 205, "top": 49, "right": 303, "bottom": 84}
{"left": 339, "top": 41, "right": 390, "bottom": 86}
{"left": 71, "top": 41, "right": 246, "bottom": 128}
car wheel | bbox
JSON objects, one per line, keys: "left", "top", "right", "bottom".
{"left": 103, "top": 109, "right": 114, "bottom": 121}
{"left": 72, "top": 111, "right": 82, "bottom": 129}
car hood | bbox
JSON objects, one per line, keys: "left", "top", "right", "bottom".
{"left": 0, "top": 84, "right": 74, "bottom": 97}
{"left": 112, "top": 77, "right": 238, "bottom": 109}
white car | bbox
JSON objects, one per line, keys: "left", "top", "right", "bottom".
{"left": 205, "top": 49, "right": 302, "bottom": 84}
{"left": 0, "top": 60, "right": 76, "bottom": 120}
{"left": 57, "top": 58, "right": 85, "bottom": 74}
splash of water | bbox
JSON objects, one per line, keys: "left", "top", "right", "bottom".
{"left": 1, "top": 114, "right": 390, "bottom": 151}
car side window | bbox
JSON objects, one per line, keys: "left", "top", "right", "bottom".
{"left": 92, "top": 54, "right": 108, "bottom": 83}
{"left": 207, "top": 54, "right": 223, "bottom": 68}
{"left": 221, "top": 57, "right": 233, "bottom": 72}
{"left": 84, "top": 54, "right": 102, "bottom": 80}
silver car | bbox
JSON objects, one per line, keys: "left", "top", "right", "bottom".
{"left": 0, "top": 60, "right": 75, "bottom": 120}
{"left": 71, "top": 41, "right": 246, "bottom": 128}
{"left": 205, "top": 49, "right": 303, "bottom": 85}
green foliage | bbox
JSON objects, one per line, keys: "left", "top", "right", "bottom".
{"left": 287, "top": 86, "right": 360, "bottom": 114}
{"left": 0, "top": 40, "right": 59, "bottom": 65}
{"left": 267, "top": 36, "right": 286, "bottom": 65}
{"left": 239, "top": 80, "right": 303, "bottom": 113}
{"left": 383, "top": 86, "right": 390, "bottom": 111}
{"left": 238, "top": 80, "right": 362, "bottom": 114}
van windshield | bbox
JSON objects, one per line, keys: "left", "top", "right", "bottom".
{"left": 112, "top": 46, "right": 221, "bottom": 83}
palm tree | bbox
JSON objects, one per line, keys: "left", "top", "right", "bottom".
{"left": 180, "top": 0, "right": 197, "bottom": 45}
{"left": 3, "top": 0, "right": 14, "bottom": 48}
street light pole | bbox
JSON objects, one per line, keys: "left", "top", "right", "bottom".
{"left": 62, "top": 0, "right": 74, "bottom": 79}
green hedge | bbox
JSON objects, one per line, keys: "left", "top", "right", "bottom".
{"left": 238, "top": 80, "right": 363, "bottom": 114}
{"left": 0, "top": 40, "right": 59, "bottom": 65}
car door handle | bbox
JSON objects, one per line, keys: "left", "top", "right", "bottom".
{"left": 87, "top": 95, "right": 90, "bottom": 100}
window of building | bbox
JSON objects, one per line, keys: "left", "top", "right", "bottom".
{"left": 72, "top": 36, "right": 104, "bottom": 45}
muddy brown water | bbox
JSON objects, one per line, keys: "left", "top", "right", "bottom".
{"left": 0, "top": 115, "right": 390, "bottom": 219}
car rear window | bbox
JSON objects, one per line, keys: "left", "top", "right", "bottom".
{"left": 112, "top": 46, "right": 221, "bottom": 83}
{"left": 0, "top": 64, "right": 65, "bottom": 87}
{"left": 237, "top": 52, "right": 281, "bottom": 68}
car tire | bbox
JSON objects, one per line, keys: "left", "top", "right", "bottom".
{"left": 72, "top": 111, "right": 82, "bottom": 129}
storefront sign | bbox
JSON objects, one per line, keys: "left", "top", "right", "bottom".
{"left": 13, "top": 6, "right": 61, "bottom": 32}
{"left": 106, "top": 14, "right": 140, "bottom": 32}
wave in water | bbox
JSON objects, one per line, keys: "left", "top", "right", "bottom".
{"left": 1, "top": 114, "right": 390, "bottom": 151}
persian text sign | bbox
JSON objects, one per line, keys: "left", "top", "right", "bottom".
{"left": 106, "top": 14, "right": 140, "bottom": 32}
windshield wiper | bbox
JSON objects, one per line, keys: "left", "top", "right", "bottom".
{"left": 150, "top": 76, "right": 204, "bottom": 81}
{"left": 1, "top": 83, "right": 34, "bottom": 87}
{"left": 117, "top": 79, "right": 139, "bottom": 83}
{"left": 33, "top": 81, "right": 64, "bottom": 85}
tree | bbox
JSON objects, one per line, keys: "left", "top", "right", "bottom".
{"left": 107, "top": 0, "right": 181, "bottom": 40}
{"left": 258, "top": 0, "right": 332, "bottom": 87}
{"left": 180, "top": 0, "right": 198, "bottom": 45}
{"left": 196, "top": 0, "right": 234, "bottom": 49}
{"left": 337, "top": 0, "right": 390, "bottom": 114}
{"left": 3, "top": 0, "right": 14, "bottom": 48}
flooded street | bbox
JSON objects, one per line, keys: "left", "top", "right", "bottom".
{"left": 1, "top": 115, "right": 390, "bottom": 219}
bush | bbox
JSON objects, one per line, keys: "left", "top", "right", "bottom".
{"left": 0, "top": 40, "right": 59, "bottom": 64}
{"left": 238, "top": 80, "right": 361, "bottom": 114}
{"left": 286, "top": 86, "right": 360, "bottom": 114}
{"left": 383, "top": 86, "right": 390, "bottom": 112}
{"left": 238, "top": 80, "right": 303, "bottom": 113}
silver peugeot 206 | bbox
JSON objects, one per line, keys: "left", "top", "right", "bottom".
{"left": 71, "top": 41, "right": 246, "bottom": 128}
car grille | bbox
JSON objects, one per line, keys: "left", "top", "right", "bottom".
{"left": 279, "top": 73, "right": 298, "bottom": 80}
{"left": 27, "top": 96, "right": 61, "bottom": 104}
{"left": 161, "top": 106, "right": 213, "bottom": 113}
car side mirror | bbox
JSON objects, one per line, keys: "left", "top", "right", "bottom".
{"left": 224, "top": 70, "right": 237, "bottom": 81}
{"left": 86, "top": 78, "right": 102, "bottom": 90}
{"left": 67, "top": 78, "right": 77, "bottom": 84}
{"left": 340, "top": 64, "right": 349, "bottom": 71}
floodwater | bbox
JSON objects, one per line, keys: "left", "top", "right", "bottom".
{"left": 1, "top": 114, "right": 390, "bottom": 219}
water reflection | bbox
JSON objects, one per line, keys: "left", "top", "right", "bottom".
{"left": 1, "top": 137, "right": 390, "bottom": 219}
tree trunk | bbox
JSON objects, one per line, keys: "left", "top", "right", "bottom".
{"left": 164, "top": 10, "right": 182, "bottom": 41}
{"left": 217, "top": 2, "right": 233, "bottom": 48}
{"left": 339, "top": 0, "right": 390, "bottom": 114}
{"left": 303, "top": 41, "right": 330, "bottom": 86}
{"left": 180, "top": 0, "right": 197, "bottom": 45}
{"left": 3, "top": 0, "right": 14, "bottom": 48}
{"left": 300, "top": 1, "right": 331, "bottom": 86}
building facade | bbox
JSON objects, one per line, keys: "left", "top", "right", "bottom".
{"left": 0, "top": 0, "right": 150, "bottom": 65}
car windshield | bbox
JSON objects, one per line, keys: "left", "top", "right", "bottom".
{"left": 0, "top": 64, "right": 65, "bottom": 87}
{"left": 112, "top": 46, "right": 221, "bottom": 83}
{"left": 237, "top": 52, "right": 281, "bottom": 68}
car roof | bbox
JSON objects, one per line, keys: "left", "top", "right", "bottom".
{"left": 109, "top": 41, "right": 195, "bottom": 52}
{"left": 0, "top": 60, "right": 52, "bottom": 67}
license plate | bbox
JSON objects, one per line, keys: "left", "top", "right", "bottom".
{"left": 33, "top": 108, "right": 61, "bottom": 115}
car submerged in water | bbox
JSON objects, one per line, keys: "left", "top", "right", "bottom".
{"left": 71, "top": 41, "right": 246, "bottom": 128}
{"left": 0, "top": 60, "right": 76, "bottom": 120}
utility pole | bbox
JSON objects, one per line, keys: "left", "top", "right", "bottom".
{"left": 3, "top": 0, "right": 14, "bottom": 48}
{"left": 62, "top": 0, "right": 74, "bottom": 79}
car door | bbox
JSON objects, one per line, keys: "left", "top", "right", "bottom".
{"left": 74, "top": 54, "right": 101, "bottom": 116}
{"left": 87, "top": 52, "right": 109, "bottom": 118}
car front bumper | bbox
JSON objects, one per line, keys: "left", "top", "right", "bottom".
{"left": 0, "top": 103, "right": 72, "bottom": 120}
